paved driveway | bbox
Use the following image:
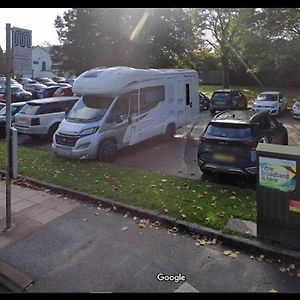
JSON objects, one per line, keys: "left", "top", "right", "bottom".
{"left": 14, "top": 110, "right": 299, "bottom": 188}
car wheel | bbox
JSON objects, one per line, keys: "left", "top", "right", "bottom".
{"left": 98, "top": 139, "right": 117, "bottom": 162}
{"left": 282, "top": 132, "right": 288, "bottom": 145}
{"left": 48, "top": 123, "right": 59, "bottom": 141}
{"left": 210, "top": 109, "right": 215, "bottom": 115}
{"left": 164, "top": 123, "right": 176, "bottom": 141}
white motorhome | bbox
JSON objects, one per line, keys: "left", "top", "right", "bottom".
{"left": 52, "top": 66, "right": 200, "bottom": 162}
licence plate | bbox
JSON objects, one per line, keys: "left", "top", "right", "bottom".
{"left": 213, "top": 153, "right": 235, "bottom": 162}
{"left": 17, "top": 117, "right": 28, "bottom": 124}
{"left": 216, "top": 101, "right": 225, "bottom": 105}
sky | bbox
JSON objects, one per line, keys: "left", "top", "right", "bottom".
{"left": 0, "top": 8, "right": 69, "bottom": 50}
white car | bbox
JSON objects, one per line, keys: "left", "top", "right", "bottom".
{"left": 292, "top": 97, "right": 300, "bottom": 119}
{"left": 252, "top": 91, "right": 287, "bottom": 116}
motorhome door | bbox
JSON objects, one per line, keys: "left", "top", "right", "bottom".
{"left": 185, "top": 80, "right": 193, "bottom": 123}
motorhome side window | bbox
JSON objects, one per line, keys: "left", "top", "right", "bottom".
{"left": 140, "top": 86, "right": 164, "bottom": 114}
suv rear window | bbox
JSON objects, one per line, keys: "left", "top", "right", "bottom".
{"left": 20, "top": 103, "right": 40, "bottom": 115}
{"left": 206, "top": 123, "right": 252, "bottom": 138}
{"left": 212, "top": 92, "right": 231, "bottom": 100}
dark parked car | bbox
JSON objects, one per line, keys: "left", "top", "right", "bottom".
{"left": 53, "top": 86, "right": 74, "bottom": 97}
{"left": 209, "top": 89, "right": 247, "bottom": 115}
{"left": 0, "top": 85, "right": 32, "bottom": 102}
{"left": 198, "top": 110, "right": 288, "bottom": 176}
{"left": 199, "top": 92, "right": 210, "bottom": 111}
{"left": 38, "top": 85, "right": 61, "bottom": 98}
{"left": 0, "top": 102, "right": 27, "bottom": 137}
{"left": 23, "top": 83, "right": 47, "bottom": 99}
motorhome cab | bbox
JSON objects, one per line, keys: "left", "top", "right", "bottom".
{"left": 52, "top": 66, "right": 200, "bottom": 162}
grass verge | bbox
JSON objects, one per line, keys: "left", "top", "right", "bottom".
{"left": 0, "top": 142, "right": 256, "bottom": 231}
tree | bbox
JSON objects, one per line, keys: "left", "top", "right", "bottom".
{"left": 53, "top": 8, "right": 201, "bottom": 75}
{"left": 193, "top": 8, "right": 241, "bottom": 88}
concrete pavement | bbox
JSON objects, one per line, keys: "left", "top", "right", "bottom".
{"left": 0, "top": 180, "right": 300, "bottom": 292}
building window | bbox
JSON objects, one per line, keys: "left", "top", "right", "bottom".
{"left": 42, "top": 62, "right": 46, "bottom": 71}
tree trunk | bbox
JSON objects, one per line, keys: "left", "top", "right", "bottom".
{"left": 221, "top": 56, "right": 230, "bottom": 88}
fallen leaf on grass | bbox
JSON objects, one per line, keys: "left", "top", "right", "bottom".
{"left": 181, "top": 214, "right": 186, "bottom": 219}
{"left": 121, "top": 226, "right": 128, "bottom": 231}
{"left": 164, "top": 209, "right": 168, "bottom": 213}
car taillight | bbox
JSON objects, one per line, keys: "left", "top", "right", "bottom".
{"left": 241, "top": 141, "right": 258, "bottom": 148}
{"left": 31, "top": 118, "right": 40, "bottom": 125}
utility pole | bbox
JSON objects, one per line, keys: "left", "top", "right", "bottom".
{"left": 5, "top": 23, "right": 12, "bottom": 230}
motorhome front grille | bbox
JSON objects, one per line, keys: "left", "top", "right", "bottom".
{"left": 56, "top": 134, "right": 79, "bottom": 147}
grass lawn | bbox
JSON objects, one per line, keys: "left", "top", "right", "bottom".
{"left": 0, "top": 142, "right": 256, "bottom": 231}
{"left": 201, "top": 84, "right": 300, "bottom": 109}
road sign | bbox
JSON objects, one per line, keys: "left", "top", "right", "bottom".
{"left": 12, "top": 27, "right": 32, "bottom": 75}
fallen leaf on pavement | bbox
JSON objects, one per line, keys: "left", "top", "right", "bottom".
{"left": 279, "top": 267, "right": 287, "bottom": 273}
{"left": 297, "top": 271, "right": 300, "bottom": 278}
{"left": 123, "top": 213, "right": 128, "bottom": 218}
{"left": 196, "top": 239, "right": 207, "bottom": 246}
{"left": 245, "top": 230, "right": 252, "bottom": 235}
{"left": 95, "top": 212, "right": 99, "bottom": 216}
{"left": 256, "top": 255, "right": 264, "bottom": 262}
{"left": 121, "top": 226, "right": 128, "bottom": 231}
{"left": 133, "top": 216, "right": 137, "bottom": 221}
{"left": 223, "top": 250, "right": 232, "bottom": 256}
{"left": 268, "top": 289, "right": 278, "bottom": 293}
{"left": 168, "top": 227, "right": 179, "bottom": 234}
{"left": 289, "top": 264, "right": 295, "bottom": 270}
{"left": 82, "top": 218, "right": 88, "bottom": 222}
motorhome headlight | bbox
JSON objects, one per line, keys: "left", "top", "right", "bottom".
{"left": 79, "top": 127, "right": 99, "bottom": 136}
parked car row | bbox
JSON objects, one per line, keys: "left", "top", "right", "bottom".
{"left": 199, "top": 89, "right": 300, "bottom": 119}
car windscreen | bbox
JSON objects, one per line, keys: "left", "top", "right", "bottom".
{"left": 211, "top": 92, "right": 231, "bottom": 100}
{"left": 18, "top": 103, "right": 41, "bottom": 115}
{"left": 67, "top": 95, "right": 114, "bottom": 123}
{"left": 0, "top": 104, "right": 24, "bottom": 116}
{"left": 205, "top": 123, "right": 253, "bottom": 138}
{"left": 257, "top": 94, "right": 278, "bottom": 101}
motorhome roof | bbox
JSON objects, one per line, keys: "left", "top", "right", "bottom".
{"left": 73, "top": 66, "right": 198, "bottom": 96}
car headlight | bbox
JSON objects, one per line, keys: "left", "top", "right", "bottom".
{"left": 79, "top": 127, "right": 99, "bottom": 136}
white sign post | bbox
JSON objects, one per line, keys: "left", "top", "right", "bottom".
{"left": 12, "top": 27, "right": 32, "bottom": 76}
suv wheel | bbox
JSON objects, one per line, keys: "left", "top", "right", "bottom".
{"left": 282, "top": 132, "right": 288, "bottom": 145}
{"left": 48, "top": 123, "right": 59, "bottom": 141}
{"left": 98, "top": 139, "right": 117, "bottom": 162}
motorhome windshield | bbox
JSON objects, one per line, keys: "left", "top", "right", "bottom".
{"left": 67, "top": 95, "right": 114, "bottom": 123}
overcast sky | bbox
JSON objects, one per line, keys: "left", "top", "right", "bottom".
{"left": 0, "top": 8, "right": 69, "bottom": 50}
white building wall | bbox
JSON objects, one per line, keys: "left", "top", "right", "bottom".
{"left": 30, "top": 46, "right": 57, "bottom": 79}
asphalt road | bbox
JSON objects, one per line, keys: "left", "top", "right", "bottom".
{"left": 0, "top": 204, "right": 299, "bottom": 293}
{"left": 14, "top": 109, "right": 299, "bottom": 190}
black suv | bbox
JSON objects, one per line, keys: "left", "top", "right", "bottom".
{"left": 210, "top": 89, "right": 247, "bottom": 115}
{"left": 198, "top": 110, "right": 288, "bottom": 176}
